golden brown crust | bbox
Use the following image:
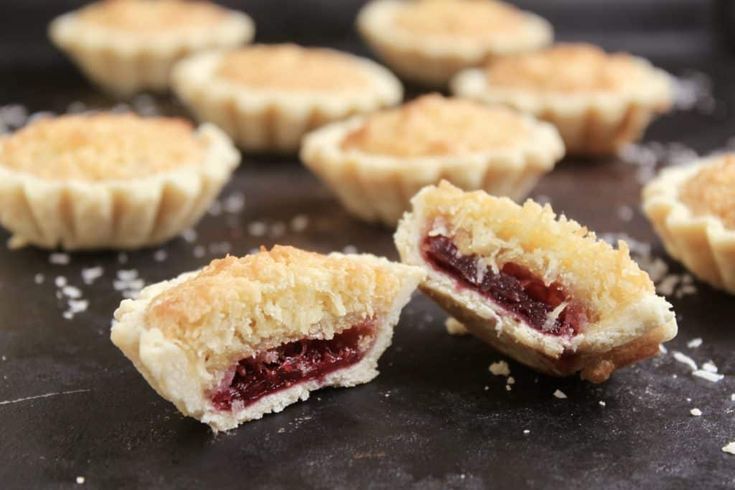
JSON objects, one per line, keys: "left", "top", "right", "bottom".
{"left": 679, "top": 154, "right": 735, "bottom": 230}
{"left": 77, "top": 0, "right": 227, "bottom": 33}
{"left": 216, "top": 45, "right": 373, "bottom": 92}
{"left": 0, "top": 114, "right": 203, "bottom": 181}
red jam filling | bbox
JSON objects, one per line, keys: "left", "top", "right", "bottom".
{"left": 422, "top": 234, "right": 586, "bottom": 337}
{"left": 211, "top": 322, "right": 375, "bottom": 411}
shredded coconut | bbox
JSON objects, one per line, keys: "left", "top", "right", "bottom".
{"left": 34, "top": 273, "right": 45, "bottom": 284}
{"left": 290, "top": 214, "right": 309, "bottom": 232}
{"left": 687, "top": 338, "right": 703, "bottom": 349}
{"left": 690, "top": 408, "right": 702, "bottom": 417}
{"left": 76, "top": 476, "right": 85, "bottom": 485}
{"left": 181, "top": 229, "right": 197, "bottom": 243}
{"left": 223, "top": 193, "right": 246, "bottom": 214}
{"left": 673, "top": 351, "right": 698, "bottom": 371}
{"left": 692, "top": 370, "right": 724, "bottom": 383}
{"left": 248, "top": 221, "right": 267, "bottom": 237}
{"left": 553, "top": 389, "right": 567, "bottom": 399}
{"left": 49, "top": 253, "right": 70, "bottom": 265}
{"left": 81, "top": 266, "right": 104, "bottom": 285}
{"left": 153, "top": 250, "right": 167, "bottom": 262}
{"left": 722, "top": 442, "right": 735, "bottom": 455}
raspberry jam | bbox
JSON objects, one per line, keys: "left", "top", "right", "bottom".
{"left": 422, "top": 234, "right": 586, "bottom": 337}
{"left": 211, "top": 322, "right": 375, "bottom": 411}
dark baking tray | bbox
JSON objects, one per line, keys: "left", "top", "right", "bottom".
{"left": 0, "top": 1, "right": 733, "bottom": 488}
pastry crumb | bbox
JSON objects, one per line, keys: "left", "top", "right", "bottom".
{"left": 690, "top": 408, "right": 702, "bottom": 417}
{"left": 599, "top": 401, "right": 606, "bottom": 407}
{"left": 553, "top": 389, "right": 567, "bottom": 399}
{"left": 523, "top": 429, "right": 530, "bottom": 435}
{"left": 489, "top": 361, "right": 510, "bottom": 377}
{"left": 722, "top": 442, "right": 735, "bottom": 455}
{"left": 692, "top": 370, "right": 724, "bottom": 383}
{"left": 444, "top": 317, "right": 469, "bottom": 336}
{"left": 75, "top": 476, "right": 85, "bottom": 485}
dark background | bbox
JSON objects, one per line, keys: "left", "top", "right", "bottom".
{"left": 1, "top": 1, "right": 735, "bottom": 489}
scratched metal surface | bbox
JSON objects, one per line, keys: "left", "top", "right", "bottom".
{"left": 0, "top": 2, "right": 734, "bottom": 489}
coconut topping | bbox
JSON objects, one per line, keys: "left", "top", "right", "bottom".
{"left": 0, "top": 113, "right": 204, "bottom": 181}
{"left": 486, "top": 43, "right": 647, "bottom": 93}
{"left": 216, "top": 45, "right": 372, "bottom": 92}
{"left": 77, "top": 0, "right": 227, "bottom": 33}
{"left": 679, "top": 154, "right": 735, "bottom": 230}
{"left": 341, "top": 94, "right": 528, "bottom": 157}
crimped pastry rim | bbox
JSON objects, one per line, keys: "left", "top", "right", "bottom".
{"left": 357, "top": 0, "right": 553, "bottom": 60}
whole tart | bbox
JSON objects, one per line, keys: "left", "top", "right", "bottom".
{"left": 111, "top": 246, "right": 424, "bottom": 431}
{"left": 451, "top": 43, "right": 673, "bottom": 155}
{"left": 643, "top": 154, "right": 735, "bottom": 293}
{"left": 357, "top": 0, "right": 552, "bottom": 87}
{"left": 395, "top": 181, "right": 677, "bottom": 382}
{"left": 172, "top": 44, "right": 403, "bottom": 153}
{"left": 301, "top": 94, "right": 564, "bottom": 227}
{"left": 49, "top": 0, "right": 255, "bottom": 96}
{"left": 0, "top": 113, "right": 239, "bottom": 250}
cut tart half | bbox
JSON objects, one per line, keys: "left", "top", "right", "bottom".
{"left": 643, "top": 154, "right": 735, "bottom": 294}
{"left": 395, "top": 182, "right": 677, "bottom": 382}
{"left": 111, "top": 246, "right": 424, "bottom": 431}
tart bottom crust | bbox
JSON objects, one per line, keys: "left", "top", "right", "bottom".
{"left": 643, "top": 162, "right": 735, "bottom": 293}
{"left": 451, "top": 69, "right": 672, "bottom": 156}
{"left": 111, "top": 259, "right": 422, "bottom": 432}
{"left": 49, "top": 12, "right": 255, "bottom": 96}
{"left": 301, "top": 115, "right": 563, "bottom": 227}
{"left": 0, "top": 124, "right": 239, "bottom": 250}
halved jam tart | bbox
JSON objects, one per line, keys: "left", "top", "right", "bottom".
{"left": 111, "top": 246, "right": 423, "bottom": 431}
{"left": 395, "top": 181, "right": 677, "bottom": 382}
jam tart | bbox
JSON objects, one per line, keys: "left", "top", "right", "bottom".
{"left": 49, "top": 0, "right": 255, "bottom": 97}
{"left": 0, "top": 113, "right": 239, "bottom": 250}
{"left": 357, "top": 0, "right": 552, "bottom": 87}
{"left": 643, "top": 154, "right": 735, "bottom": 294}
{"left": 452, "top": 43, "right": 673, "bottom": 155}
{"left": 301, "top": 94, "right": 564, "bottom": 227}
{"left": 172, "top": 44, "right": 403, "bottom": 153}
{"left": 395, "top": 181, "right": 677, "bottom": 382}
{"left": 111, "top": 246, "right": 424, "bottom": 431}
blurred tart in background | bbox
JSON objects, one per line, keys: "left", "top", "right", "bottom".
{"left": 643, "top": 154, "right": 735, "bottom": 294}
{"left": 0, "top": 113, "right": 239, "bottom": 250}
{"left": 301, "top": 94, "right": 564, "bottom": 227}
{"left": 49, "top": 0, "right": 255, "bottom": 96}
{"left": 357, "top": 0, "right": 552, "bottom": 87}
{"left": 172, "top": 44, "right": 403, "bottom": 154}
{"left": 452, "top": 43, "right": 673, "bottom": 155}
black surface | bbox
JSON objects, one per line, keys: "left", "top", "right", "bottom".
{"left": 1, "top": 2, "right": 735, "bottom": 489}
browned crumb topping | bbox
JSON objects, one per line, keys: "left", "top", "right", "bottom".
{"left": 216, "top": 45, "right": 372, "bottom": 92}
{"left": 680, "top": 155, "right": 735, "bottom": 229}
{"left": 77, "top": 0, "right": 227, "bottom": 33}
{"left": 486, "top": 43, "right": 646, "bottom": 92}
{"left": 394, "top": 0, "right": 527, "bottom": 41}
{"left": 342, "top": 94, "right": 528, "bottom": 157}
{"left": 144, "top": 246, "right": 409, "bottom": 369}
{"left": 0, "top": 113, "right": 204, "bottom": 181}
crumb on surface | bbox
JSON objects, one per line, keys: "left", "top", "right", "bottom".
{"left": 553, "top": 389, "right": 567, "bottom": 399}
{"left": 489, "top": 361, "right": 510, "bottom": 377}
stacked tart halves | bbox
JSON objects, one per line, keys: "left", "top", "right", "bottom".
{"left": 301, "top": 94, "right": 563, "bottom": 226}
{"left": 49, "top": 0, "right": 254, "bottom": 96}
{"left": 111, "top": 246, "right": 424, "bottom": 431}
{"left": 395, "top": 182, "right": 677, "bottom": 382}
{"left": 452, "top": 43, "right": 673, "bottom": 155}
{"left": 173, "top": 44, "right": 402, "bottom": 153}
{"left": 0, "top": 113, "right": 239, "bottom": 250}
{"left": 358, "top": 0, "right": 552, "bottom": 86}
{"left": 643, "top": 154, "right": 735, "bottom": 294}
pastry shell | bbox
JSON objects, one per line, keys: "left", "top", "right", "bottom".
{"left": 111, "top": 248, "right": 424, "bottom": 431}
{"left": 300, "top": 110, "right": 564, "bottom": 227}
{"left": 642, "top": 158, "right": 735, "bottom": 293}
{"left": 357, "top": 0, "right": 552, "bottom": 87}
{"left": 171, "top": 48, "right": 403, "bottom": 154}
{"left": 395, "top": 182, "right": 677, "bottom": 382}
{"left": 0, "top": 123, "right": 240, "bottom": 250}
{"left": 451, "top": 57, "right": 673, "bottom": 156}
{"left": 49, "top": 5, "right": 255, "bottom": 97}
